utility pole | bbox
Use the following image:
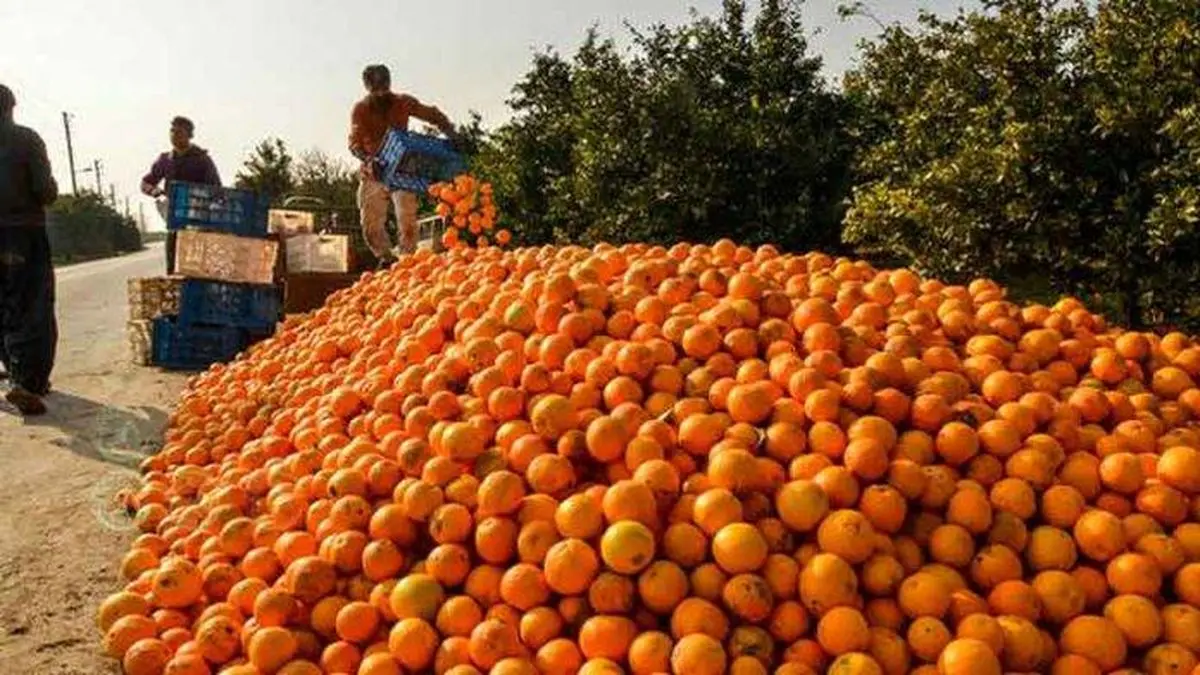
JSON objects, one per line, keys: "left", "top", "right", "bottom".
{"left": 80, "top": 159, "right": 104, "bottom": 196}
{"left": 110, "top": 183, "right": 116, "bottom": 206}
{"left": 62, "top": 112, "right": 78, "bottom": 195}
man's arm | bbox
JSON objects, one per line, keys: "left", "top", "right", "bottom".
{"left": 405, "top": 96, "right": 454, "bottom": 136}
{"left": 202, "top": 154, "right": 221, "bottom": 187}
{"left": 349, "top": 101, "right": 371, "bottom": 161}
{"left": 27, "top": 130, "right": 58, "bottom": 207}
{"left": 141, "top": 154, "right": 166, "bottom": 196}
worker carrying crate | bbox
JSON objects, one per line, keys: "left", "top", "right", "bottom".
{"left": 349, "top": 64, "right": 465, "bottom": 267}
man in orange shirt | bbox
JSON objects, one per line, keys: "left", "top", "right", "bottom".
{"left": 349, "top": 64, "right": 456, "bottom": 264}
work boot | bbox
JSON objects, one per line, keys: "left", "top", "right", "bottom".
{"left": 375, "top": 256, "right": 395, "bottom": 271}
{"left": 5, "top": 386, "right": 47, "bottom": 416}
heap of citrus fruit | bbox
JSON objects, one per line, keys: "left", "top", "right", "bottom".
{"left": 102, "top": 241, "right": 1200, "bottom": 675}
{"left": 429, "top": 176, "right": 511, "bottom": 250}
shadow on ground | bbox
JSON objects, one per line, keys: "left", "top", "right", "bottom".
{"left": 5, "top": 390, "right": 168, "bottom": 469}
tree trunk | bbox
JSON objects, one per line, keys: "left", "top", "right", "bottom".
{"left": 1124, "top": 282, "right": 1141, "bottom": 330}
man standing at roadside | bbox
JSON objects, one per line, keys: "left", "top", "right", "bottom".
{"left": 349, "top": 64, "right": 456, "bottom": 265}
{"left": 140, "top": 116, "right": 221, "bottom": 274}
{"left": 0, "top": 84, "right": 59, "bottom": 416}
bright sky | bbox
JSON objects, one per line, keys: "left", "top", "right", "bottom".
{"left": 1, "top": 0, "right": 969, "bottom": 230}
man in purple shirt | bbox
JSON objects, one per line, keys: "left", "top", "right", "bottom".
{"left": 140, "top": 116, "right": 221, "bottom": 273}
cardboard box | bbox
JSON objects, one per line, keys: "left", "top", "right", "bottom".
{"left": 268, "top": 209, "right": 316, "bottom": 236}
{"left": 285, "top": 234, "right": 351, "bottom": 273}
{"left": 127, "top": 276, "right": 182, "bottom": 320}
{"left": 175, "top": 230, "right": 278, "bottom": 285}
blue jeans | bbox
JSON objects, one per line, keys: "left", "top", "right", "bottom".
{"left": 0, "top": 227, "right": 56, "bottom": 394}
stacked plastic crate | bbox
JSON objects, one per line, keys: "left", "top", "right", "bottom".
{"left": 378, "top": 128, "right": 465, "bottom": 257}
{"left": 152, "top": 182, "right": 281, "bottom": 370}
{"left": 126, "top": 277, "right": 182, "bottom": 365}
{"left": 377, "top": 127, "right": 466, "bottom": 194}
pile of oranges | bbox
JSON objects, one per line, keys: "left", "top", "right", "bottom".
{"left": 429, "top": 176, "right": 511, "bottom": 250}
{"left": 101, "top": 241, "right": 1200, "bottom": 675}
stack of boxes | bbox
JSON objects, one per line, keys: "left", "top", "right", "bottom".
{"left": 142, "top": 182, "right": 281, "bottom": 370}
{"left": 272, "top": 208, "right": 358, "bottom": 315}
{"left": 126, "top": 277, "right": 181, "bottom": 366}
{"left": 124, "top": 130, "right": 466, "bottom": 349}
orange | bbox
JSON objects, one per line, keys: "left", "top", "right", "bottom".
{"left": 95, "top": 241, "right": 1200, "bottom": 674}
{"left": 600, "top": 521, "right": 656, "bottom": 575}
{"left": 938, "top": 638, "right": 1001, "bottom": 675}
{"left": 670, "top": 633, "right": 727, "bottom": 675}
{"left": 1059, "top": 615, "right": 1127, "bottom": 671}
{"left": 104, "top": 615, "right": 158, "bottom": 659}
{"left": 122, "top": 638, "right": 172, "bottom": 675}
{"left": 247, "top": 626, "right": 298, "bottom": 673}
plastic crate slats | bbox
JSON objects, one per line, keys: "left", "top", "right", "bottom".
{"left": 166, "top": 182, "right": 270, "bottom": 238}
{"left": 178, "top": 280, "right": 280, "bottom": 329}
{"left": 377, "top": 129, "right": 466, "bottom": 194}
{"left": 151, "top": 317, "right": 246, "bottom": 371}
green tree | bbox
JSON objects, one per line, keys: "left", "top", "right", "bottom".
{"left": 843, "top": 0, "right": 1096, "bottom": 284}
{"left": 473, "top": 50, "right": 577, "bottom": 245}
{"left": 843, "top": 0, "right": 1200, "bottom": 329}
{"left": 1086, "top": 0, "right": 1200, "bottom": 329}
{"left": 473, "top": 0, "right": 853, "bottom": 249}
{"left": 417, "top": 110, "right": 488, "bottom": 159}
{"left": 287, "top": 149, "right": 370, "bottom": 259}
{"left": 47, "top": 193, "right": 143, "bottom": 263}
{"left": 234, "top": 138, "right": 295, "bottom": 206}
{"left": 290, "top": 149, "right": 357, "bottom": 212}
{"left": 237, "top": 141, "right": 381, "bottom": 260}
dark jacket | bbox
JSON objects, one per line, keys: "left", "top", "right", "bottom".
{"left": 0, "top": 120, "right": 58, "bottom": 228}
{"left": 141, "top": 145, "right": 221, "bottom": 188}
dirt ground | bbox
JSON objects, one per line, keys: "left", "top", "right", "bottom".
{"left": 0, "top": 246, "right": 187, "bottom": 673}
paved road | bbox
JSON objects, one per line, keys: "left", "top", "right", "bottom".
{"left": 56, "top": 243, "right": 167, "bottom": 380}
{"left": 0, "top": 243, "right": 187, "bottom": 674}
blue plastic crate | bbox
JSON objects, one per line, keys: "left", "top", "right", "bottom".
{"left": 178, "top": 280, "right": 280, "bottom": 329}
{"left": 166, "top": 181, "right": 270, "bottom": 237}
{"left": 377, "top": 128, "right": 466, "bottom": 193}
{"left": 151, "top": 316, "right": 246, "bottom": 371}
